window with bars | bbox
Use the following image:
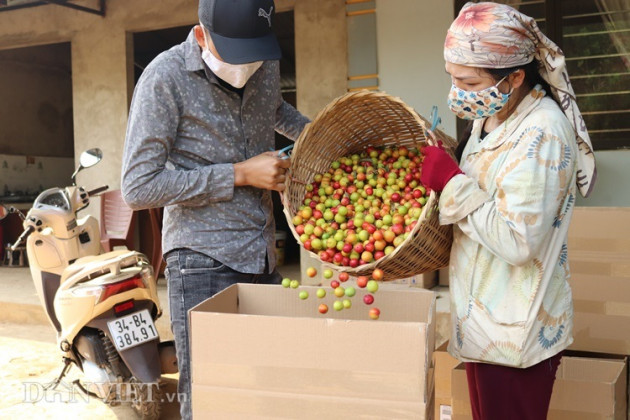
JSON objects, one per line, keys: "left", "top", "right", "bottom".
{"left": 454, "top": 0, "right": 630, "bottom": 150}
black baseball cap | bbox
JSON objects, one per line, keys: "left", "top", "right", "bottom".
{"left": 198, "top": 0, "right": 282, "bottom": 64}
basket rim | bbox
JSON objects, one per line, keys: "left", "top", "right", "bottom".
{"left": 282, "top": 89, "right": 453, "bottom": 278}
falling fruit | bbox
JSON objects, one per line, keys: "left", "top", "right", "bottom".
{"left": 281, "top": 278, "right": 291, "bottom": 288}
{"left": 344, "top": 286, "right": 356, "bottom": 297}
{"left": 323, "top": 269, "right": 334, "bottom": 279}
{"left": 290, "top": 280, "right": 300, "bottom": 289}
{"left": 306, "top": 267, "right": 317, "bottom": 278}
{"left": 334, "top": 287, "right": 345, "bottom": 298}
{"left": 363, "top": 294, "right": 374, "bottom": 305}
{"left": 330, "top": 280, "right": 340, "bottom": 289}
{"left": 371, "top": 268, "right": 384, "bottom": 281}
{"left": 333, "top": 301, "right": 344, "bottom": 311}
{"left": 366, "top": 280, "right": 379, "bottom": 293}
{"left": 343, "top": 299, "right": 352, "bottom": 309}
{"left": 316, "top": 288, "right": 326, "bottom": 298}
{"left": 356, "top": 276, "right": 368, "bottom": 288}
{"left": 338, "top": 272, "right": 350, "bottom": 282}
{"left": 369, "top": 307, "right": 381, "bottom": 320}
{"left": 318, "top": 304, "right": 328, "bottom": 314}
{"left": 299, "top": 291, "right": 309, "bottom": 300}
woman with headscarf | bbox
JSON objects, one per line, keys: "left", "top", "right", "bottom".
{"left": 421, "top": 2, "right": 597, "bottom": 419}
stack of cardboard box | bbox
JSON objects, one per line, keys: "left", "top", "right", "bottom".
{"left": 449, "top": 355, "right": 627, "bottom": 419}
{"left": 566, "top": 207, "right": 630, "bottom": 356}
{"left": 434, "top": 207, "right": 629, "bottom": 419}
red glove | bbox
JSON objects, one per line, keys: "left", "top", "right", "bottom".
{"left": 421, "top": 146, "right": 463, "bottom": 192}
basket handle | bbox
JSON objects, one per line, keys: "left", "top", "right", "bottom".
{"left": 422, "top": 106, "right": 441, "bottom": 148}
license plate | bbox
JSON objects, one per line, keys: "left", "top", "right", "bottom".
{"left": 107, "top": 309, "right": 158, "bottom": 351}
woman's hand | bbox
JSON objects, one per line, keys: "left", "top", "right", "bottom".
{"left": 421, "top": 145, "right": 463, "bottom": 192}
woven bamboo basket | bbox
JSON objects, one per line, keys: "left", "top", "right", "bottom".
{"left": 282, "top": 90, "right": 457, "bottom": 281}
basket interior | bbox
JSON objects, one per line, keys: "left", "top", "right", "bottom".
{"left": 286, "top": 92, "right": 432, "bottom": 213}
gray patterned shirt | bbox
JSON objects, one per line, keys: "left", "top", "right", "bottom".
{"left": 121, "top": 30, "right": 309, "bottom": 274}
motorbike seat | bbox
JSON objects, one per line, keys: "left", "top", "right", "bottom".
{"left": 60, "top": 250, "right": 146, "bottom": 284}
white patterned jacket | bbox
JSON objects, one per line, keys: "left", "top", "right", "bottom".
{"left": 440, "top": 86, "right": 578, "bottom": 368}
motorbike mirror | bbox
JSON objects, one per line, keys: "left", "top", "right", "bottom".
{"left": 0, "top": 204, "right": 8, "bottom": 221}
{"left": 72, "top": 148, "right": 103, "bottom": 185}
{"left": 80, "top": 148, "right": 103, "bottom": 168}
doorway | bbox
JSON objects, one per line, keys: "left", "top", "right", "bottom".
{"left": 0, "top": 42, "right": 74, "bottom": 252}
{"left": 0, "top": 42, "right": 74, "bottom": 201}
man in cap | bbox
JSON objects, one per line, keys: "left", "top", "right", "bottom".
{"left": 121, "top": 1, "right": 309, "bottom": 417}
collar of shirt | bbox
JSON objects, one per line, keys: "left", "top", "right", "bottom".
{"left": 183, "top": 29, "right": 257, "bottom": 101}
{"left": 182, "top": 29, "right": 223, "bottom": 86}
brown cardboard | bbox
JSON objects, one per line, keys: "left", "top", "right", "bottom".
{"left": 569, "top": 272, "right": 630, "bottom": 355}
{"left": 451, "top": 356, "right": 628, "bottom": 420}
{"left": 189, "top": 283, "right": 436, "bottom": 419}
{"left": 567, "top": 207, "right": 630, "bottom": 356}
{"left": 433, "top": 342, "right": 459, "bottom": 420}
{"left": 450, "top": 363, "right": 471, "bottom": 420}
{"left": 569, "top": 253, "right": 630, "bottom": 279}
{"left": 568, "top": 255, "right": 630, "bottom": 355}
{"left": 439, "top": 266, "right": 449, "bottom": 286}
{"left": 568, "top": 207, "right": 630, "bottom": 254}
{"left": 389, "top": 270, "right": 438, "bottom": 288}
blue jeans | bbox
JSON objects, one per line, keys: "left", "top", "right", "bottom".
{"left": 164, "top": 249, "right": 280, "bottom": 420}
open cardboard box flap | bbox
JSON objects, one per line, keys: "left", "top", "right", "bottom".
{"left": 190, "top": 283, "right": 436, "bottom": 418}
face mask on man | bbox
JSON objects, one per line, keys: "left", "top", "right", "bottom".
{"left": 200, "top": 25, "right": 263, "bottom": 88}
{"left": 447, "top": 75, "right": 513, "bottom": 120}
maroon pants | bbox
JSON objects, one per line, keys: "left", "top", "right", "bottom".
{"left": 465, "top": 352, "right": 563, "bottom": 420}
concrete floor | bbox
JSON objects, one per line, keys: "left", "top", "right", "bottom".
{"left": 0, "top": 263, "right": 303, "bottom": 337}
{"left": 0, "top": 266, "right": 182, "bottom": 419}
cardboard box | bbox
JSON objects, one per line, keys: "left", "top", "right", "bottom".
{"left": 390, "top": 270, "right": 438, "bottom": 289}
{"left": 190, "top": 283, "right": 436, "bottom": 419}
{"left": 450, "top": 362, "right": 470, "bottom": 420}
{"left": 567, "top": 207, "right": 630, "bottom": 356}
{"left": 439, "top": 266, "right": 449, "bottom": 287}
{"left": 568, "top": 207, "right": 630, "bottom": 254}
{"left": 433, "top": 342, "right": 459, "bottom": 420}
{"left": 451, "top": 356, "right": 628, "bottom": 420}
{"left": 569, "top": 270, "right": 630, "bottom": 355}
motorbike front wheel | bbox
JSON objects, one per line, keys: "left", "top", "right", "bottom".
{"left": 130, "top": 379, "right": 162, "bottom": 420}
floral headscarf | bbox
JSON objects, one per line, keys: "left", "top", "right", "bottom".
{"left": 444, "top": 2, "right": 596, "bottom": 197}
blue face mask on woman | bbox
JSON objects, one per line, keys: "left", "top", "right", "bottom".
{"left": 447, "top": 75, "right": 513, "bottom": 120}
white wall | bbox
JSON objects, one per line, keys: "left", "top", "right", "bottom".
{"left": 576, "top": 150, "right": 630, "bottom": 207}
{"left": 375, "top": 0, "right": 456, "bottom": 136}
{"left": 0, "top": 154, "right": 74, "bottom": 196}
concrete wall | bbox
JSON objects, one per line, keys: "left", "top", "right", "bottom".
{"left": 0, "top": 154, "right": 74, "bottom": 196}
{"left": 375, "top": 0, "right": 456, "bottom": 136}
{"left": 346, "top": 2, "right": 378, "bottom": 91}
{"left": 576, "top": 150, "right": 630, "bottom": 207}
{"left": 295, "top": 0, "right": 348, "bottom": 119}
{"left": 0, "top": 0, "right": 346, "bottom": 196}
{"left": 1, "top": 0, "right": 624, "bottom": 210}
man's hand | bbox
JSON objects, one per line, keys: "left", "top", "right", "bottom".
{"left": 234, "top": 151, "right": 291, "bottom": 192}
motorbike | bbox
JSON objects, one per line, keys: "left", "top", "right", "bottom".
{"left": 2, "top": 148, "right": 177, "bottom": 419}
